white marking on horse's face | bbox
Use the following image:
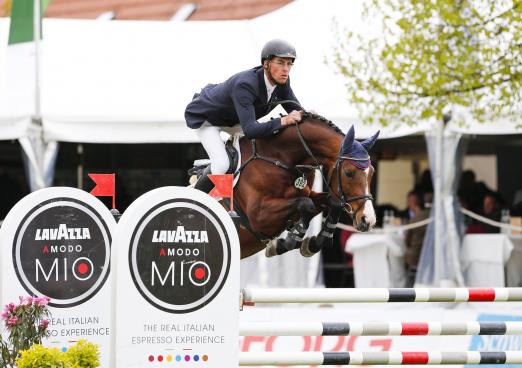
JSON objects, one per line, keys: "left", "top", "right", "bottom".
{"left": 363, "top": 167, "right": 376, "bottom": 228}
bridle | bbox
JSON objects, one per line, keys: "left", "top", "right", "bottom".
{"left": 262, "top": 100, "right": 375, "bottom": 219}
{"left": 329, "top": 156, "right": 374, "bottom": 217}
{"left": 294, "top": 121, "right": 374, "bottom": 218}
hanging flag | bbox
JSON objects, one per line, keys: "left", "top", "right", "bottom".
{"left": 208, "top": 174, "right": 234, "bottom": 211}
{"left": 7, "top": 0, "right": 51, "bottom": 112}
{"left": 8, "top": 0, "right": 50, "bottom": 45}
{"left": 88, "top": 173, "right": 116, "bottom": 209}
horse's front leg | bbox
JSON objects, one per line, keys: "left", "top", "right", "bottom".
{"left": 266, "top": 197, "right": 316, "bottom": 257}
{"left": 300, "top": 197, "right": 343, "bottom": 257}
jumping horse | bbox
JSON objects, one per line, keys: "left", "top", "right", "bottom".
{"left": 193, "top": 112, "right": 379, "bottom": 259}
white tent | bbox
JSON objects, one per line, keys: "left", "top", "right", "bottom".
{"left": 0, "top": 0, "right": 437, "bottom": 144}
{"left": 1, "top": 0, "right": 520, "bottom": 143}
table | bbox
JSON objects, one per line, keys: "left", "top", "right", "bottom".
{"left": 461, "top": 234, "right": 513, "bottom": 287}
{"left": 345, "top": 231, "right": 406, "bottom": 288}
{"left": 346, "top": 233, "right": 522, "bottom": 288}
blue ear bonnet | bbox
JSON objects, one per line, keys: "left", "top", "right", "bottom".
{"left": 340, "top": 126, "right": 380, "bottom": 169}
{"left": 341, "top": 141, "right": 371, "bottom": 169}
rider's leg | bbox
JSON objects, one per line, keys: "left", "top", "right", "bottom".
{"left": 195, "top": 122, "right": 229, "bottom": 193}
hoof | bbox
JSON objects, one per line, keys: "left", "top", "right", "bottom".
{"left": 265, "top": 241, "right": 278, "bottom": 258}
{"left": 266, "top": 238, "right": 297, "bottom": 257}
{"left": 300, "top": 237, "right": 317, "bottom": 257}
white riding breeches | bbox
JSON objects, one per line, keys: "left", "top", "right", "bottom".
{"left": 197, "top": 122, "right": 241, "bottom": 174}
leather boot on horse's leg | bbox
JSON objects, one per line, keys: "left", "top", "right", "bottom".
{"left": 194, "top": 166, "right": 214, "bottom": 194}
{"left": 301, "top": 198, "right": 343, "bottom": 257}
{"left": 270, "top": 218, "right": 307, "bottom": 256}
{"left": 266, "top": 197, "right": 316, "bottom": 257}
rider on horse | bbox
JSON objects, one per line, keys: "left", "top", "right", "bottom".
{"left": 185, "top": 39, "right": 303, "bottom": 193}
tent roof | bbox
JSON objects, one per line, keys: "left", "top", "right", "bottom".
{"left": 0, "top": 0, "right": 520, "bottom": 143}
{"left": 39, "top": 0, "right": 292, "bottom": 21}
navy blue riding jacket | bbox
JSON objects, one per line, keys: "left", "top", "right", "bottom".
{"left": 185, "top": 66, "right": 301, "bottom": 139}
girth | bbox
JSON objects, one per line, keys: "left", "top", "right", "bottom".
{"left": 223, "top": 197, "right": 273, "bottom": 243}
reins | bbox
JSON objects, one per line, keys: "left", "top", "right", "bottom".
{"left": 237, "top": 108, "right": 374, "bottom": 218}
{"left": 295, "top": 121, "right": 373, "bottom": 217}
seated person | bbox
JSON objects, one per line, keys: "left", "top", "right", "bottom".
{"left": 399, "top": 191, "right": 424, "bottom": 220}
{"left": 404, "top": 191, "right": 429, "bottom": 285}
{"left": 467, "top": 192, "right": 503, "bottom": 233}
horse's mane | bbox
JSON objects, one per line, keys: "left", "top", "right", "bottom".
{"left": 300, "top": 111, "right": 345, "bottom": 136}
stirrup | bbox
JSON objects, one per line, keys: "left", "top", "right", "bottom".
{"left": 194, "top": 167, "right": 214, "bottom": 194}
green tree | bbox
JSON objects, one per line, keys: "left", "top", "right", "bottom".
{"left": 332, "top": 0, "right": 522, "bottom": 126}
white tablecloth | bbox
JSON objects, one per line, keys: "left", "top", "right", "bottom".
{"left": 506, "top": 235, "right": 522, "bottom": 286}
{"left": 461, "top": 234, "right": 513, "bottom": 287}
{"left": 345, "top": 233, "right": 521, "bottom": 288}
{"left": 345, "top": 232, "right": 406, "bottom": 288}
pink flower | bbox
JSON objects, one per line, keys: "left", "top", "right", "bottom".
{"left": 39, "top": 319, "right": 49, "bottom": 329}
{"left": 1, "top": 303, "right": 16, "bottom": 320}
{"left": 19, "top": 296, "right": 33, "bottom": 306}
{"left": 6, "top": 316, "right": 18, "bottom": 327}
{"left": 34, "top": 296, "right": 51, "bottom": 307}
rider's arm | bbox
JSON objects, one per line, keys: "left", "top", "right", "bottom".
{"left": 232, "top": 82, "right": 283, "bottom": 139}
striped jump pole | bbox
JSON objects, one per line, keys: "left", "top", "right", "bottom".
{"left": 239, "top": 321, "right": 522, "bottom": 336}
{"left": 239, "top": 351, "right": 522, "bottom": 366}
{"left": 241, "top": 288, "right": 522, "bottom": 305}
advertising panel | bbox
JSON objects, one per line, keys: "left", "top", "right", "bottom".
{"left": 0, "top": 187, "right": 116, "bottom": 366}
{"left": 113, "top": 187, "right": 239, "bottom": 367}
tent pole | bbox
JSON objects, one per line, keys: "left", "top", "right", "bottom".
{"left": 433, "top": 119, "right": 443, "bottom": 286}
{"left": 33, "top": 0, "right": 41, "bottom": 121}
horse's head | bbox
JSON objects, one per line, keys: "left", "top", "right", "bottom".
{"left": 332, "top": 125, "right": 379, "bottom": 232}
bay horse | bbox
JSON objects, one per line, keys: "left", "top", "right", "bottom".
{"left": 193, "top": 112, "right": 379, "bottom": 259}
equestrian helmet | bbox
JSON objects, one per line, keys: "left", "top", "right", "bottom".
{"left": 261, "top": 39, "right": 297, "bottom": 64}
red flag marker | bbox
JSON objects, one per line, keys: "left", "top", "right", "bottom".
{"left": 208, "top": 174, "right": 234, "bottom": 211}
{"left": 88, "top": 173, "right": 116, "bottom": 209}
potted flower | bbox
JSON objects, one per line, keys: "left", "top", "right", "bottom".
{"left": 0, "top": 296, "right": 51, "bottom": 367}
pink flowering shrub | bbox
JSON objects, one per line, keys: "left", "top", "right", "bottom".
{"left": 0, "top": 296, "right": 51, "bottom": 367}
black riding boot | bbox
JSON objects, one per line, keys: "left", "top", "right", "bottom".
{"left": 194, "top": 166, "right": 214, "bottom": 194}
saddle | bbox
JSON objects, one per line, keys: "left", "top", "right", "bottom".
{"left": 188, "top": 134, "right": 317, "bottom": 243}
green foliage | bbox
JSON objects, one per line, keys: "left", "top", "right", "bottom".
{"left": 64, "top": 340, "right": 100, "bottom": 368}
{"left": 16, "top": 340, "right": 100, "bottom": 368}
{"left": 331, "top": 0, "right": 522, "bottom": 126}
{"left": 0, "top": 296, "right": 51, "bottom": 367}
{"left": 16, "top": 345, "right": 65, "bottom": 368}
{"left": 0, "top": 297, "right": 100, "bottom": 368}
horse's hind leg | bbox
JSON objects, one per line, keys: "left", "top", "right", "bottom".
{"left": 266, "top": 197, "right": 316, "bottom": 257}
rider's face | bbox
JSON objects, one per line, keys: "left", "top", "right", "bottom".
{"left": 266, "top": 57, "right": 294, "bottom": 84}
